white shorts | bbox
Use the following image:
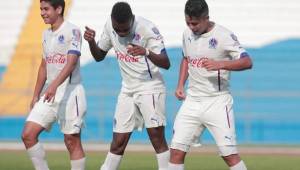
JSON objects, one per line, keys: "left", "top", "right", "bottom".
{"left": 171, "top": 94, "right": 237, "bottom": 152}
{"left": 26, "top": 84, "right": 87, "bottom": 134}
{"left": 113, "top": 92, "right": 166, "bottom": 133}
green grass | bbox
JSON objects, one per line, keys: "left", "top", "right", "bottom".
{"left": 0, "top": 150, "right": 299, "bottom": 170}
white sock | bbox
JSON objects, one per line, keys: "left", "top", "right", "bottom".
{"left": 168, "top": 162, "right": 184, "bottom": 170}
{"left": 71, "top": 157, "right": 86, "bottom": 170}
{"left": 100, "top": 152, "right": 122, "bottom": 170}
{"left": 27, "top": 142, "right": 49, "bottom": 170}
{"left": 230, "top": 161, "right": 247, "bottom": 170}
{"left": 156, "top": 150, "right": 170, "bottom": 170}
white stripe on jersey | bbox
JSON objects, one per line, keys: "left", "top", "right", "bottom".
{"left": 97, "top": 16, "right": 166, "bottom": 94}
{"left": 182, "top": 24, "right": 248, "bottom": 99}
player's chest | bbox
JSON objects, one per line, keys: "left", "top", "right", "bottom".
{"left": 43, "top": 34, "right": 70, "bottom": 54}
{"left": 185, "top": 36, "right": 224, "bottom": 60}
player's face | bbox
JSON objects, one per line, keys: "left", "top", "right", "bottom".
{"left": 112, "top": 17, "right": 134, "bottom": 37}
{"left": 185, "top": 15, "right": 209, "bottom": 35}
{"left": 40, "top": 1, "right": 62, "bottom": 25}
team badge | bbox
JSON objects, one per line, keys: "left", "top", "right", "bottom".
{"left": 152, "top": 27, "right": 160, "bottom": 35}
{"left": 188, "top": 37, "right": 192, "bottom": 43}
{"left": 58, "top": 35, "right": 64, "bottom": 44}
{"left": 209, "top": 38, "right": 218, "bottom": 49}
{"left": 133, "top": 33, "right": 141, "bottom": 41}
{"left": 72, "top": 29, "right": 81, "bottom": 41}
{"left": 230, "top": 33, "right": 240, "bottom": 46}
{"left": 230, "top": 33, "right": 238, "bottom": 41}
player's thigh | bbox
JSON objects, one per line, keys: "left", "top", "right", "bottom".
{"left": 113, "top": 92, "right": 136, "bottom": 133}
{"left": 204, "top": 94, "right": 237, "bottom": 146}
{"left": 58, "top": 84, "right": 87, "bottom": 134}
{"left": 26, "top": 99, "right": 57, "bottom": 131}
{"left": 136, "top": 93, "right": 166, "bottom": 128}
{"left": 171, "top": 99, "right": 204, "bottom": 152}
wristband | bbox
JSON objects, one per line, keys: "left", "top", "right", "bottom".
{"left": 145, "top": 48, "right": 150, "bottom": 56}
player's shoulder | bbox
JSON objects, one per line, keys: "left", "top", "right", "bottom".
{"left": 135, "top": 16, "right": 161, "bottom": 36}
{"left": 183, "top": 28, "right": 192, "bottom": 36}
{"left": 215, "top": 24, "right": 232, "bottom": 34}
{"left": 136, "top": 16, "right": 155, "bottom": 27}
{"left": 64, "top": 21, "right": 81, "bottom": 32}
{"left": 214, "top": 24, "right": 242, "bottom": 46}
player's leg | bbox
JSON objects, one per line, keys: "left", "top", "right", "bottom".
{"left": 204, "top": 94, "right": 247, "bottom": 170}
{"left": 168, "top": 98, "right": 204, "bottom": 170}
{"left": 21, "top": 99, "right": 56, "bottom": 170}
{"left": 99, "top": 132, "right": 132, "bottom": 170}
{"left": 61, "top": 84, "right": 87, "bottom": 170}
{"left": 22, "top": 121, "right": 49, "bottom": 170}
{"left": 64, "top": 133, "right": 86, "bottom": 170}
{"left": 136, "top": 93, "right": 169, "bottom": 170}
{"left": 101, "top": 92, "right": 136, "bottom": 170}
{"left": 222, "top": 152, "right": 247, "bottom": 170}
{"left": 147, "top": 126, "right": 169, "bottom": 170}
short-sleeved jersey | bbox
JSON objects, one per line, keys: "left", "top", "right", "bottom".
{"left": 182, "top": 24, "right": 249, "bottom": 100}
{"left": 97, "top": 16, "right": 166, "bottom": 94}
{"left": 42, "top": 21, "right": 82, "bottom": 87}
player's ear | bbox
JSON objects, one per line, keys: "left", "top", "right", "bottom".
{"left": 57, "top": 6, "right": 63, "bottom": 15}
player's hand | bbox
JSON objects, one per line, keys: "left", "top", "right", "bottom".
{"left": 202, "top": 59, "right": 224, "bottom": 71}
{"left": 30, "top": 96, "right": 39, "bottom": 110}
{"left": 84, "top": 26, "right": 96, "bottom": 42}
{"left": 175, "top": 86, "right": 186, "bottom": 100}
{"left": 127, "top": 43, "right": 147, "bottom": 56}
{"left": 43, "top": 84, "right": 57, "bottom": 103}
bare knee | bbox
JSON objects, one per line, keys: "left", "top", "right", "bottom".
{"left": 170, "top": 149, "right": 186, "bottom": 164}
{"left": 21, "top": 131, "right": 37, "bottom": 148}
{"left": 110, "top": 133, "right": 131, "bottom": 155}
{"left": 222, "top": 154, "right": 241, "bottom": 167}
{"left": 147, "top": 126, "right": 168, "bottom": 153}
{"left": 21, "top": 123, "right": 43, "bottom": 149}
{"left": 64, "top": 134, "right": 81, "bottom": 151}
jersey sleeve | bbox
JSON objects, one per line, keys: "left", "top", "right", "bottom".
{"left": 68, "top": 28, "right": 82, "bottom": 57}
{"left": 145, "top": 26, "right": 166, "bottom": 54}
{"left": 96, "top": 22, "right": 112, "bottom": 52}
{"left": 42, "top": 31, "right": 46, "bottom": 59}
{"left": 223, "top": 33, "right": 249, "bottom": 60}
{"left": 182, "top": 32, "right": 187, "bottom": 58}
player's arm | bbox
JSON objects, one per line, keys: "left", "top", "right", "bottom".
{"left": 43, "top": 54, "right": 78, "bottom": 102}
{"left": 127, "top": 45, "right": 170, "bottom": 69}
{"left": 146, "top": 49, "right": 170, "bottom": 69}
{"left": 202, "top": 54, "right": 252, "bottom": 71}
{"left": 84, "top": 26, "right": 108, "bottom": 62}
{"left": 30, "top": 59, "right": 47, "bottom": 109}
{"left": 175, "top": 57, "right": 189, "bottom": 100}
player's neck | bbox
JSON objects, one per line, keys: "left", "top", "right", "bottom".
{"left": 51, "top": 17, "right": 64, "bottom": 32}
{"left": 204, "top": 21, "right": 215, "bottom": 34}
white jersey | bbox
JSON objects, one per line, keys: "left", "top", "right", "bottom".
{"left": 97, "top": 16, "right": 166, "bottom": 94}
{"left": 182, "top": 24, "right": 248, "bottom": 99}
{"left": 42, "top": 21, "right": 82, "bottom": 87}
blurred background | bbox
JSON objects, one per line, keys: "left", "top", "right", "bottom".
{"left": 0, "top": 0, "right": 300, "bottom": 145}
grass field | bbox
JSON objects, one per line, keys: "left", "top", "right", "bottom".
{"left": 0, "top": 150, "right": 300, "bottom": 170}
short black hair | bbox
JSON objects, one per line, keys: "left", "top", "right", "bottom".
{"left": 185, "top": 0, "right": 209, "bottom": 18}
{"left": 111, "top": 2, "right": 133, "bottom": 23}
{"left": 40, "top": 0, "right": 65, "bottom": 16}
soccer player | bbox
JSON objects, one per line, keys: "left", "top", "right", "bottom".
{"left": 84, "top": 2, "right": 170, "bottom": 170}
{"left": 21, "top": 0, "right": 87, "bottom": 170}
{"left": 168, "top": 0, "right": 252, "bottom": 170}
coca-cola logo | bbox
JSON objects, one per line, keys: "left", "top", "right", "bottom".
{"left": 46, "top": 53, "right": 66, "bottom": 64}
{"left": 115, "top": 51, "right": 139, "bottom": 63}
{"left": 187, "top": 56, "right": 208, "bottom": 68}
